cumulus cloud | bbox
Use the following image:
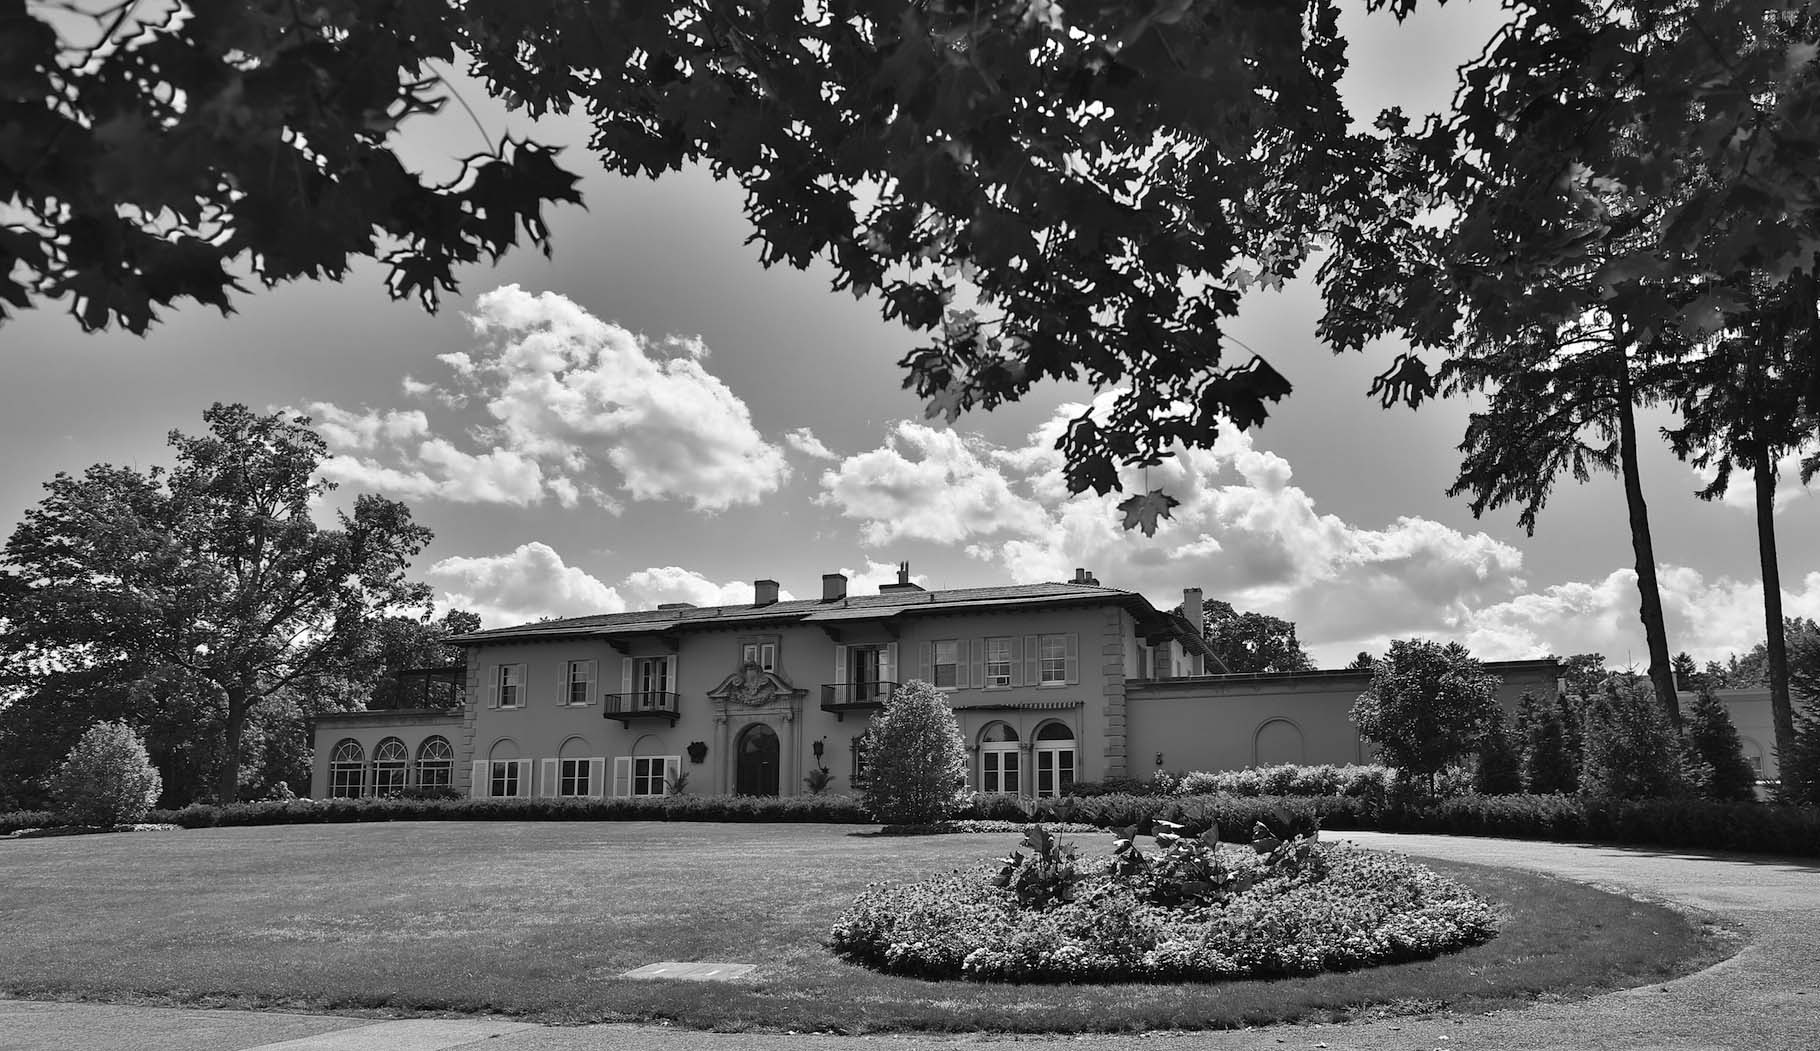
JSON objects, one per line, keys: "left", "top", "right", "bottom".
{"left": 425, "top": 542, "right": 625, "bottom": 627}
{"left": 1689, "top": 447, "right": 1818, "bottom": 515}
{"left": 817, "top": 422, "right": 1051, "bottom": 545}
{"left": 785, "top": 427, "right": 839, "bottom": 461}
{"left": 306, "top": 286, "right": 790, "bottom": 512}
{"left": 621, "top": 566, "right": 794, "bottom": 608}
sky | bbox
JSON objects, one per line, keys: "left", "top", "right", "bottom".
{"left": 2, "top": 2, "right": 1816, "bottom": 669}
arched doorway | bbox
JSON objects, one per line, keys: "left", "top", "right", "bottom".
{"left": 736, "top": 723, "right": 780, "bottom": 796}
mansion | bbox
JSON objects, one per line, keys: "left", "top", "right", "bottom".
{"left": 310, "top": 567, "right": 1572, "bottom": 801}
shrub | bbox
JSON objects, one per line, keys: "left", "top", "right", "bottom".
{"left": 1474, "top": 705, "right": 1524, "bottom": 795}
{"left": 0, "top": 809, "right": 61, "bottom": 835}
{"left": 1351, "top": 639, "right": 1501, "bottom": 796}
{"left": 49, "top": 721, "right": 162, "bottom": 826}
{"left": 1169, "top": 764, "right": 1395, "bottom": 801}
{"left": 1522, "top": 697, "right": 1578, "bottom": 794}
{"left": 1579, "top": 674, "right": 1689, "bottom": 800}
{"left": 860, "top": 679, "right": 969, "bottom": 825}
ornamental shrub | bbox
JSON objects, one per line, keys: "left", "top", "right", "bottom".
{"left": 1350, "top": 639, "right": 1501, "bottom": 796}
{"left": 1684, "top": 687, "right": 1758, "bottom": 802}
{"left": 859, "top": 679, "right": 969, "bottom": 825}
{"left": 50, "top": 720, "right": 162, "bottom": 826}
{"left": 1578, "top": 675, "right": 1689, "bottom": 800}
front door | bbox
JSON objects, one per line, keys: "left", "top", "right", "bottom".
{"left": 736, "top": 723, "right": 780, "bottom": 796}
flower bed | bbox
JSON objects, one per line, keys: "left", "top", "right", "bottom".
{"left": 829, "top": 827, "right": 1499, "bottom": 983}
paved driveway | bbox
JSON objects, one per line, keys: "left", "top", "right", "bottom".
{"left": 4, "top": 832, "right": 1816, "bottom": 1051}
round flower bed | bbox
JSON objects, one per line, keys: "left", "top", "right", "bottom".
{"left": 828, "top": 833, "right": 1500, "bottom": 983}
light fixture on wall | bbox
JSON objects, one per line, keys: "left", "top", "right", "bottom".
{"left": 1155, "top": 752, "right": 1165, "bottom": 767}
{"left": 811, "top": 738, "right": 825, "bottom": 762}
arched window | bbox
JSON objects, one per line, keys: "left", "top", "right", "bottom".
{"left": 557, "top": 736, "right": 599, "bottom": 798}
{"left": 373, "top": 738, "right": 409, "bottom": 796}
{"left": 979, "top": 722, "right": 1020, "bottom": 795}
{"left": 329, "top": 740, "right": 364, "bottom": 798}
{"left": 1033, "top": 721, "right": 1076, "bottom": 798}
{"left": 488, "top": 739, "right": 524, "bottom": 799}
{"left": 416, "top": 736, "right": 454, "bottom": 790}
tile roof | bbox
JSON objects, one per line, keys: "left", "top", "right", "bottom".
{"left": 451, "top": 581, "right": 1152, "bottom": 642}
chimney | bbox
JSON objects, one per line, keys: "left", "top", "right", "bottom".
{"left": 754, "top": 579, "right": 779, "bottom": 606}
{"left": 1072, "top": 567, "right": 1100, "bottom": 586}
{"left": 822, "top": 573, "right": 847, "bottom": 602}
{"left": 1183, "top": 587, "right": 1205, "bottom": 675}
{"left": 879, "top": 560, "right": 926, "bottom": 593}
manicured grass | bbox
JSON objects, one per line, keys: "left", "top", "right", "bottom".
{"left": 0, "top": 822, "right": 1736, "bottom": 1033}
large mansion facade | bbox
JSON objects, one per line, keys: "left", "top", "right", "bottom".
{"left": 310, "top": 568, "right": 1572, "bottom": 801}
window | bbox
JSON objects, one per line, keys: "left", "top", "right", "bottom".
{"left": 489, "top": 760, "right": 521, "bottom": 798}
{"left": 979, "top": 723, "right": 1020, "bottom": 794}
{"left": 329, "top": 740, "right": 364, "bottom": 798}
{"left": 565, "top": 660, "right": 596, "bottom": 706}
{"left": 559, "top": 758, "right": 592, "bottom": 797}
{"left": 373, "top": 738, "right": 409, "bottom": 796}
{"left": 933, "top": 639, "right": 959, "bottom": 688}
{"left": 1034, "top": 722, "right": 1076, "bottom": 798}
{"left": 741, "top": 638, "right": 779, "bottom": 672}
{"left": 633, "top": 657, "right": 670, "bottom": 707}
{"left": 1039, "top": 634, "right": 1068, "bottom": 684}
{"left": 850, "top": 735, "right": 870, "bottom": 787}
{"left": 633, "top": 756, "right": 670, "bottom": 796}
{"left": 416, "top": 737, "right": 453, "bottom": 789}
{"left": 985, "top": 637, "right": 1012, "bottom": 687}
{"left": 493, "top": 663, "right": 525, "bottom": 708}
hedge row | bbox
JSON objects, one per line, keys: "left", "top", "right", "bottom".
{"left": 6, "top": 792, "right": 1817, "bottom": 857}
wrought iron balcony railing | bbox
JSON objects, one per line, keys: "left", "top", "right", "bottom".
{"left": 603, "top": 691, "right": 681, "bottom": 725}
{"left": 821, "top": 680, "right": 897, "bottom": 717}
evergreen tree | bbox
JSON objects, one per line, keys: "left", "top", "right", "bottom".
{"left": 1778, "top": 698, "right": 1820, "bottom": 808}
{"left": 1556, "top": 691, "right": 1585, "bottom": 789}
{"left": 1579, "top": 675, "right": 1688, "bottom": 800}
{"left": 1524, "top": 701, "right": 1578, "bottom": 795}
{"left": 50, "top": 721, "right": 163, "bottom": 826}
{"left": 1473, "top": 704, "right": 1524, "bottom": 796}
{"left": 859, "top": 680, "right": 969, "bottom": 825}
{"left": 1685, "top": 687, "right": 1759, "bottom": 802}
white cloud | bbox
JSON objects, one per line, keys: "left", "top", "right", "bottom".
{"left": 785, "top": 427, "right": 838, "bottom": 461}
{"left": 304, "top": 286, "right": 789, "bottom": 512}
{"left": 817, "top": 422, "right": 1050, "bottom": 545}
{"left": 839, "top": 559, "right": 930, "bottom": 595}
{"left": 425, "top": 542, "right": 625, "bottom": 628}
{"left": 622, "top": 566, "right": 794, "bottom": 608}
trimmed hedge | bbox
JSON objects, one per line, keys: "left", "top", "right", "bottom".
{"left": 7, "top": 790, "right": 1817, "bottom": 858}
{"left": 1171, "top": 763, "right": 1396, "bottom": 800}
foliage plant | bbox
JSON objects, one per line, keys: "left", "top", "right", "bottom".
{"left": 50, "top": 721, "right": 162, "bottom": 826}
{"left": 992, "top": 824, "right": 1084, "bottom": 909}
{"left": 1522, "top": 699, "right": 1580, "bottom": 794}
{"left": 1473, "top": 704, "right": 1525, "bottom": 796}
{"left": 1350, "top": 639, "right": 1501, "bottom": 796}
{"left": 859, "top": 680, "right": 968, "bottom": 825}
{"left": 802, "top": 766, "right": 835, "bottom": 795}
{"left": 1684, "top": 687, "right": 1760, "bottom": 802}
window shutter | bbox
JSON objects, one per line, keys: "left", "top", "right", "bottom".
{"left": 833, "top": 644, "right": 848, "bottom": 686}
{"left": 541, "top": 758, "right": 559, "bottom": 798}
{"left": 954, "top": 641, "right": 970, "bottom": 689}
{"left": 970, "top": 639, "right": 986, "bottom": 689}
{"left": 1065, "top": 633, "right": 1079, "bottom": 684}
{"left": 588, "top": 758, "right": 606, "bottom": 799}
{"left": 664, "top": 655, "right": 677, "bottom": 696}
{"left": 1009, "top": 636, "right": 1024, "bottom": 686}
{"left": 662, "top": 756, "right": 681, "bottom": 794}
{"left": 612, "top": 757, "right": 632, "bottom": 798}
{"left": 470, "top": 761, "right": 489, "bottom": 799}
{"left": 486, "top": 667, "right": 499, "bottom": 709}
{"left": 517, "top": 760, "right": 533, "bottom": 798}
{"left": 881, "top": 642, "right": 897, "bottom": 685}
{"left": 918, "top": 641, "right": 933, "bottom": 684}
{"left": 621, "top": 657, "right": 634, "bottom": 697}
{"left": 1024, "top": 636, "right": 1039, "bottom": 685}
{"left": 585, "top": 659, "right": 598, "bottom": 705}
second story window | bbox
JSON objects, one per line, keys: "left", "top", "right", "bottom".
{"left": 932, "top": 639, "right": 959, "bottom": 687}
{"left": 565, "top": 660, "right": 596, "bottom": 706}
{"left": 1039, "top": 634, "right": 1070, "bottom": 684}
{"left": 492, "top": 663, "right": 525, "bottom": 708}
{"left": 741, "top": 639, "right": 778, "bottom": 672}
{"left": 633, "top": 656, "right": 670, "bottom": 707}
{"left": 985, "top": 637, "right": 1013, "bottom": 687}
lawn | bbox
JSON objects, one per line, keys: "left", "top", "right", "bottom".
{"left": 0, "top": 822, "right": 1736, "bottom": 1033}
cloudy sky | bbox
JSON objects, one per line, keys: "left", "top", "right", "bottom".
{"left": 3, "top": 3, "right": 1816, "bottom": 668}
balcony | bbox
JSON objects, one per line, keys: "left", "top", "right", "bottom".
{"left": 603, "top": 692, "right": 681, "bottom": 725}
{"left": 821, "top": 680, "right": 898, "bottom": 718}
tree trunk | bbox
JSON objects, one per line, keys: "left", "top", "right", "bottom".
{"left": 1614, "top": 358, "right": 1681, "bottom": 726}
{"left": 1755, "top": 453, "right": 1796, "bottom": 773}
{"left": 218, "top": 681, "right": 249, "bottom": 803}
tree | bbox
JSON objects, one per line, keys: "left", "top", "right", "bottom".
{"left": 1672, "top": 652, "right": 1703, "bottom": 692}
{"left": 1555, "top": 654, "right": 1610, "bottom": 700}
{"left": 0, "top": 404, "right": 434, "bottom": 802}
{"left": 50, "top": 720, "right": 162, "bottom": 826}
{"left": 1579, "top": 674, "right": 1689, "bottom": 800}
{"left": 1684, "top": 687, "right": 1760, "bottom": 803}
{"left": 1521, "top": 695, "right": 1578, "bottom": 794}
{"left": 1349, "top": 639, "right": 1501, "bottom": 796}
{"left": 1780, "top": 700, "right": 1820, "bottom": 807}
{"left": 1473, "top": 704, "right": 1524, "bottom": 796}
{"left": 859, "top": 679, "right": 968, "bottom": 825}
{"left": 1345, "top": 652, "right": 1375, "bottom": 671}
{"left": 1198, "top": 600, "right": 1314, "bottom": 674}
